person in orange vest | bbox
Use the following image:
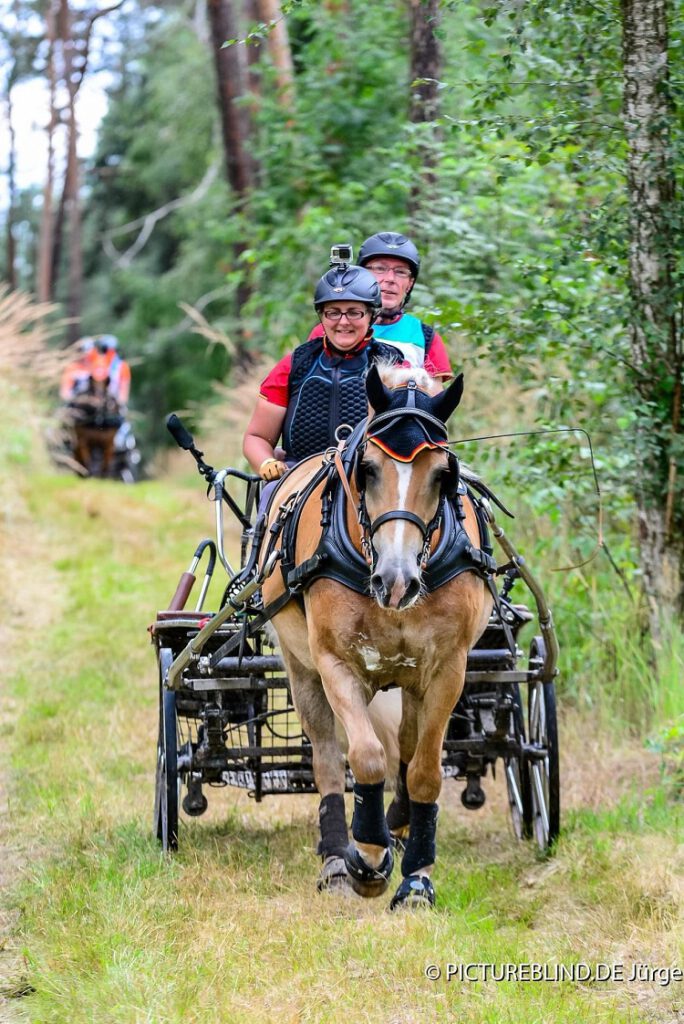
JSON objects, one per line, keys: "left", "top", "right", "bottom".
{"left": 59, "top": 338, "right": 96, "bottom": 400}
{"left": 94, "top": 335, "right": 131, "bottom": 407}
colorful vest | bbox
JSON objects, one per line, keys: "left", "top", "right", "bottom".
{"left": 282, "top": 338, "right": 401, "bottom": 462}
{"left": 372, "top": 314, "right": 434, "bottom": 369}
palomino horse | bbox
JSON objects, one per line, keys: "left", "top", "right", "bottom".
{"left": 69, "top": 371, "right": 123, "bottom": 478}
{"left": 260, "top": 363, "right": 494, "bottom": 908}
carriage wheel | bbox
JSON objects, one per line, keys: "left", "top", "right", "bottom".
{"left": 527, "top": 637, "right": 560, "bottom": 851}
{"left": 504, "top": 683, "right": 533, "bottom": 840}
{"left": 154, "top": 648, "right": 180, "bottom": 852}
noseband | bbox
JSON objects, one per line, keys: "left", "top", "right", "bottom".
{"left": 356, "top": 395, "right": 457, "bottom": 570}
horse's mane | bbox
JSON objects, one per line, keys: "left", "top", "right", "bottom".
{"left": 375, "top": 360, "right": 432, "bottom": 392}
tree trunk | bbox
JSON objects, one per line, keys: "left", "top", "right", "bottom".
{"left": 48, "top": 0, "right": 72, "bottom": 303}
{"left": 207, "top": 0, "right": 255, "bottom": 196}
{"left": 244, "top": 0, "right": 264, "bottom": 97}
{"left": 206, "top": 0, "right": 256, "bottom": 367}
{"left": 5, "top": 83, "right": 17, "bottom": 289}
{"left": 408, "top": 0, "right": 441, "bottom": 124}
{"left": 256, "top": 0, "right": 295, "bottom": 108}
{"left": 52, "top": 0, "right": 83, "bottom": 339}
{"left": 407, "top": 0, "right": 442, "bottom": 225}
{"left": 64, "top": 83, "right": 83, "bottom": 342}
{"left": 622, "top": 0, "right": 684, "bottom": 632}
{"left": 36, "top": 1, "right": 58, "bottom": 303}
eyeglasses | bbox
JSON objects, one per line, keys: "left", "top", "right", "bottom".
{"left": 366, "top": 263, "right": 413, "bottom": 280}
{"left": 322, "top": 308, "right": 369, "bottom": 321}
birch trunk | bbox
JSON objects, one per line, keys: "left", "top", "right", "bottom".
{"left": 622, "top": 0, "right": 684, "bottom": 631}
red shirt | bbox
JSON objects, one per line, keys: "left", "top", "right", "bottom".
{"left": 259, "top": 336, "right": 374, "bottom": 408}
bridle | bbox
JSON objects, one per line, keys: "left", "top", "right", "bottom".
{"left": 354, "top": 389, "right": 459, "bottom": 571}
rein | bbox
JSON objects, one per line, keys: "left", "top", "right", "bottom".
{"left": 448, "top": 426, "right": 603, "bottom": 572}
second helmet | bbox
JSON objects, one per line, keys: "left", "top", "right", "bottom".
{"left": 358, "top": 232, "right": 420, "bottom": 280}
{"left": 313, "top": 265, "right": 382, "bottom": 314}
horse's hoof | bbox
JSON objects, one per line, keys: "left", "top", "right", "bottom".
{"left": 345, "top": 844, "right": 394, "bottom": 898}
{"left": 316, "top": 856, "right": 355, "bottom": 895}
{"left": 389, "top": 874, "right": 436, "bottom": 911}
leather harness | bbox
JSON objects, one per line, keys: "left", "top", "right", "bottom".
{"left": 208, "top": 409, "right": 506, "bottom": 670}
{"left": 279, "top": 414, "right": 498, "bottom": 600}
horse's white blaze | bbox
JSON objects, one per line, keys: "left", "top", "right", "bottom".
{"left": 389, "top": 460, "right": 413, "bottom": 560}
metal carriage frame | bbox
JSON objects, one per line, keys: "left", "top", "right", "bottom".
{"left": 151, "top": 419, "right": 560, "bottom": 856}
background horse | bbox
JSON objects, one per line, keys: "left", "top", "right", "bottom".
{"left": 69, "top": 369, "right": 122, "bottom": 478}
{"left": 260, "top": 364, "right": 493, "bottom": 908}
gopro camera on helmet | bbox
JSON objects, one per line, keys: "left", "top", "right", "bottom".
{"left": 329, "top": 243, "right": 353, "bottom": 268}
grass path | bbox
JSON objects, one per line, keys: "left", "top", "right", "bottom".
{"left": 1, "top": 377, "right": 683, "bottom": 1023}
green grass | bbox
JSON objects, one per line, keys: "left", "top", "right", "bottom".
{"left": 1, "top": 378, "right": 683, "bottom": 1023}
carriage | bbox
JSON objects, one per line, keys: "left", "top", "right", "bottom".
{"left": 151, "top": 411, "right": 560, "bottom": 871}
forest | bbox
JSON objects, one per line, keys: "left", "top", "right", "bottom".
{"left": 1, "top": 1, "right": 683, "bottom": 1021}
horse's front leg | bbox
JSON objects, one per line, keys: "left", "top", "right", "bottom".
{"left": 73, "top": 432, "right": 89, "bottom": 473}
{"left": 313, "top": 648, "right": 394, "bottom": 898}
{"left": 390, "top": 657, "right": 467, "bottom": 911}
{"left": 101, "top": 429, "right": 116, "bottom": 477}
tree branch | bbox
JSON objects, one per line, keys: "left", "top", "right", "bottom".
{"left": 101, "top": 159, "right": 220, "bottom": 267}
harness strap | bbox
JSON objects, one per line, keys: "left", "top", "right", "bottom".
{"left": 333, "top": 448, "right": 369, "bottom": 563}
{"left": 461, "top": 474, "right": 515, "bottom": 519}
{"left": 207, "top": 589, "right": 293, "bottom": 669}
{"left": 369, "top": 509, "right": 429, "bottom": 540}
{"left": 485, "top": 574, "right": 517, "bottom": 659}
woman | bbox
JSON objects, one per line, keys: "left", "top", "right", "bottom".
{"left": 243, "top": 264, "right": 403, "bottom": 485}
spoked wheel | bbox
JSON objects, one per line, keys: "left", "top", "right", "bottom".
{"left": 504, "top": 683, "right": 533, "bottom": 840}
{"left": 154, "top": 648, "right": 180, "bottom": 851}
{"left": 527, "top": 637, "right": 560, "bottom": 851}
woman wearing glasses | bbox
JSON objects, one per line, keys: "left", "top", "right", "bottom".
{"left": 243, "top": 264, "right": 403, "bottom": 483}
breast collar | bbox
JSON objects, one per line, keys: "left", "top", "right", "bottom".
{"left": 291, "top": 417, "right": 495, "bottom": 597}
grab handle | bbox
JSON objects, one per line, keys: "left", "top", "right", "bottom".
{"left": 166, "top": 413, "right": 195, "bottom": 451}
{"left": 166, "top": 539, "right": 217, "bottom": 612}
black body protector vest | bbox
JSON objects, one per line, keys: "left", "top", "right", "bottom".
{"left": 281, "top": 337, "right": 403, "bottom": 462}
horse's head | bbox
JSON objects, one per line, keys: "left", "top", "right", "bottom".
{"left": 358, "top": 364, "right": 464, "bottom": 610}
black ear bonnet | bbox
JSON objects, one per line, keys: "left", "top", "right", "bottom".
{"left": 357, "top": 368, "right": 462, "bottom": 497}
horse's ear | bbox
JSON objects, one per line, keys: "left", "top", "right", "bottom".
{"left": 366, "top": 363, "right": 391, "bottom": 413}
{"left": 430, "top": 372, "right": 464, "bottom": 424}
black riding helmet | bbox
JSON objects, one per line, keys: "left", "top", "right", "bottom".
{"left": 313, "top": 265, "right": 382, "bottom": 320}
{"left": 358, "top": 232, "right": 421, "bottom": 281}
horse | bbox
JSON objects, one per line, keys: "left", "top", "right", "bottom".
{"left": 259, "top": 362, "right": 494, "bottom": 908}
{"left": 68, "top": 370, "right": 123, "bottom": 478}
